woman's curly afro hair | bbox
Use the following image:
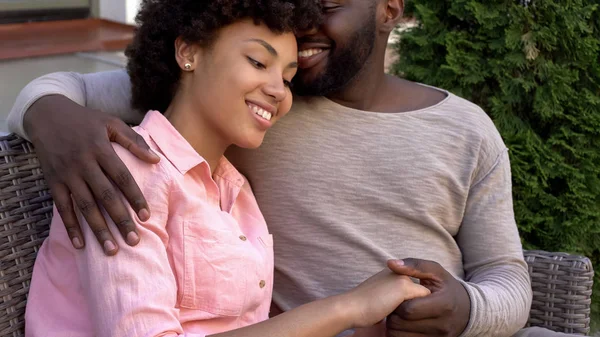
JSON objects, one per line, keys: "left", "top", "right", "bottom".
{"left": 126, "top": 0, "right": 323, "bottom": 113}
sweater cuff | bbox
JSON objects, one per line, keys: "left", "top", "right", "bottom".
{"left": 457, "top": 279, "right": 480, "bottom": 337}
{"left": 7, "top": 72, "right": 87, "bottom": 141}
{"left": 8, "top": 90, "right": 68, "bottom": 141}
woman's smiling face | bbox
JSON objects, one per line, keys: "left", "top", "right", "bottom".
{"left": 177, "top": 19, "right": 298, "bottom": 149}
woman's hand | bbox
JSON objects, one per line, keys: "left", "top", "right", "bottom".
{"left": 24, "top": 95, "right": 160, "bottom": 255}
{"left": 343, "top": 260, "right": 431, "bottom": 329}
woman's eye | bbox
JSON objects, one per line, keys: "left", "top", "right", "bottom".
{"left": 247, "top": 57, "right": 266, "bottom": 69}
{"left": 283, "top": 80, "right": 293, "bottom": 88}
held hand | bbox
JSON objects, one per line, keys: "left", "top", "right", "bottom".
{"left": 345, "top": 260, "right": 431, "bottom": 329}
{"left": 386, "top": 258, "right": 471, "bottom": 337}
{"left": 25, "top": 95, "right": 160, "bottom": 255}
{"left": 351, "top": 321, "right": 385, "bottom": 337}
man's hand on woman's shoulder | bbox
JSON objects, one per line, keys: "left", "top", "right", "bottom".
{"left": 25, "top": 95, "right": 161, "bottom": 255}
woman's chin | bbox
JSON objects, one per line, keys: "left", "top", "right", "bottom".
{"left": 234, "top": 134, "right": 266, "bottom": 150}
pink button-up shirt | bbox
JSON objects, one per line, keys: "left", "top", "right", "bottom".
{"left": 26, "top": 110, "right": 274, "bottom": 337}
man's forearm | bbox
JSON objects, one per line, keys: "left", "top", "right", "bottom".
{"left": 459, "top": 260, "right": 532, "bottom": 337}
{"left": 8, "top": 70, "right": 141, "bottom": 140}
{"left": 458, "top": 151, "right": 533, "bottom": 336}
{"left": 9, "top": 72, "right": 88, "bottom": 140}
{"left": 23, "top": 95, "right": 73, "bottom": 142}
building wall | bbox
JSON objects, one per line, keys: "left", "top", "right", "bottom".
{"left": 90, "top": 0, "right": 99, "bottom": 18}
{"left": 98, "top": 0, "right": 140, "bottom": 24}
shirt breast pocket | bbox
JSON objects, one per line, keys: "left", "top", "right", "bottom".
{"left": 181, "top": 219, "right": 247, "bottom": 316}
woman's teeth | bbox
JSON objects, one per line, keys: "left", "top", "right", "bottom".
{"left": 298, "top": 48, "right": 323, "bottom": 58}
{"left": 249, "top": 104, "right": 272, "bottom": 121}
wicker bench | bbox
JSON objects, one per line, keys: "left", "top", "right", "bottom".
{"left": 0, "top": 134, "right": 595, "bottom": 336}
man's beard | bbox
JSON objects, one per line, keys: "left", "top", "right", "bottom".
{"left": 293, "top": 18, "right": 376, "bottom": 97}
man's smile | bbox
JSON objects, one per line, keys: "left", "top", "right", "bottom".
{"left": 297, "top": 41, "right": 331, "bottom": 69}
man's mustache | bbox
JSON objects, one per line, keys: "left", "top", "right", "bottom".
{"left": 296, "top": 37, "right": 332, "bottom": 46}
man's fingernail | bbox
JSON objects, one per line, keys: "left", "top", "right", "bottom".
{"left": 138, "top": 208, "right": 150, "bottom": 221}
{"left": 395, "top": 260, "right": 405, "bottom": 266}
{"left": 72, "top": 237, "right": 83, "bottom": 249}
{"left": 127, "top": 231, "right": 140, "bottom": 245}
{"left": 104, "top": 240, "right": 117, "bottom": 254}
{"left": 148, "top": 149, "right": 160, "bottom": 159}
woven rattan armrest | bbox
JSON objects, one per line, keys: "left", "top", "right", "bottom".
{"left": 524, "top": 250, "right": 594, "bottom": 335}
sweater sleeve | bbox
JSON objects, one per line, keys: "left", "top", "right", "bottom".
{"left": 7, "top": 69, "right": 142, "bottom": 140}
{"left": 457, "top": 149, "right": 532, "bottom": 337}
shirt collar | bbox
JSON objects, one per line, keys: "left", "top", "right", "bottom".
{"left": 139, "top": 111, "right": 244, "bottom": 187}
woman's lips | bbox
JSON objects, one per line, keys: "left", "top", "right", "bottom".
{"left": 297, "top": 48, "right": 329, "bottom": 69}
{"left": 247, "top": 103, "right": 273, "bottom": 130}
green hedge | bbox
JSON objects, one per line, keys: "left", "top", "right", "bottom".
{"left": 391, "top": 0, "right": 600, "bottom": 327}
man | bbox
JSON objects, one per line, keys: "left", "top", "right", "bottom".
{"left": 9, "top": 0, "right": 566, "bottom": 336}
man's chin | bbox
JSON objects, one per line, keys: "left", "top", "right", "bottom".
{"left": 293, "top": 57, "right": 357, "bottom": 97}
{"left": 293, "top": 77, "right": 343, "bottom": 97}
{"left": 293, "top": 73, "right": 334, "bottom": 97}
{"left": 293, "top": 83, "right": 328, "bottom": 97}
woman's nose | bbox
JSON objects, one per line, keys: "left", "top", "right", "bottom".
{"left": 263, "top": 80, "right": 287, "bottom": 102}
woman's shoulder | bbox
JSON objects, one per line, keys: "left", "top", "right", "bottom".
{"left": 111, "top": 128, "right": 173, "bottom": 205}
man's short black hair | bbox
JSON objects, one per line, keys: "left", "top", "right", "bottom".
{"left": 126, "top": 0, "right": 322, "bottom": 113}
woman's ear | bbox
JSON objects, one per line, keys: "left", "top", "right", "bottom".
{"left": 175, "top": 37, "right": 198, "bottom": 71}
{"left": 379, "top": 0, "right": 404, "bottom": 34}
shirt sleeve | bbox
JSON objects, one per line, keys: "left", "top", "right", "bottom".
{"left": 74, "top": 144, "right": 208, "bottom": 337}
{"left": 456, "top": 149, "right": 532, "bottom": 337}
{"left": 7, "top": 69, "right": 142, "bottom": 141}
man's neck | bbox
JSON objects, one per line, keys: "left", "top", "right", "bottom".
{"left": 327, "top": 74, "right": 448, "bottom": 113}
{"left": 323, "top": 45, "right": 448, "bottom": 113}
{"left": 325, "top": 54, "right": 387, "bottom": 111}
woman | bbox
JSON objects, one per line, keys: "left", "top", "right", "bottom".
{"left": 25, "top": 1, "right": 430, "bottom": 336}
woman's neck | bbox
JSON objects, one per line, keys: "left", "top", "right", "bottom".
{"left": 164, "top": 99, "right": 228, "bottom": 175}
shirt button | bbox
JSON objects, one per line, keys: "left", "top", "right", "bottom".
{"left": 259, "top": 280, "right": 266, "bottom": 288}
{"left": 239, "top": 235, "right": 247, "bottom": 241}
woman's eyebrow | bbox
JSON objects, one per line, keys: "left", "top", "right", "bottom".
{"left": 245, "top": 38, "right": 298, "bottom": 68}
{"left": 245, "top": 38, "right": 278, "bottom": 56}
